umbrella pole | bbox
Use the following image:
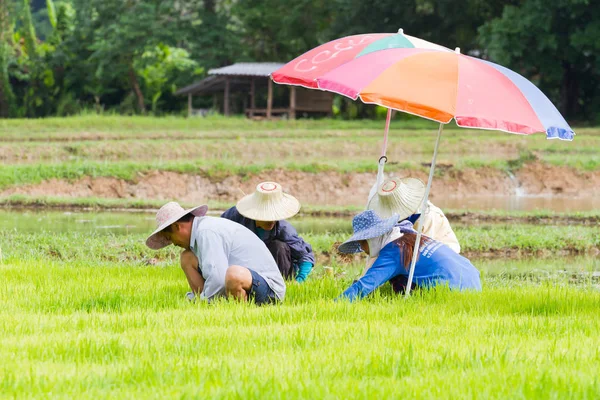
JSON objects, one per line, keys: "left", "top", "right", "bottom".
{"left": 362, "top": 109, "right": 393, "bottom": 277}
{"left": 367, "top": 108, "right": 393, "bottom": 207}
{"left": 405, "top": 122, "right": 444, "bottom": 297}
{"left": 377, "top": 109, "right": 393, "bottom": 189}
{"left": 381, "top": 109, "right": 392, "bottom": 159}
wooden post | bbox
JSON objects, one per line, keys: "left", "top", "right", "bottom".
{"left": 289, "top": 86, "right": 296, "bottom": 120}
{"left": 249, "top": 78, "right": 255, "bottom": 117}
{"left": 224, "top": 77, "right": 230, "bottom": 116}
{"left": 267, "top": 78, "right": 273, "bottom": 119}
{"left": 187, "top": 94, "right": 192, "bottom": 117}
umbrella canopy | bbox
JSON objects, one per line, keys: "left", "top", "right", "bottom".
{"left": 272, "top": 31, "right": 451, "bottom": 89}
{"left": 272, "top": 31, "right": 575, "bottom": 296}
{"left": 273, "top": 31, "right": 454, "bottom": 206}
{"left": 316, "top": 48, "right": 574, "bottom": 140}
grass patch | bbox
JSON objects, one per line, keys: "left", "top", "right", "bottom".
{"left": 0, "top": 160, "right": 427, "bottom": 190}
{"left": 456, "top": 224, "right": 600, "bottom": 253}
{"left": 0, "top": 258, "right": 599, "bottom": 398}
{"left": 0, "top": 194, "right": 171, "bottom": 211}
{"left": 0, "top": 114, "right": 441, "bottom": 138}
{"left": 542, "top": 154, "right": 600, "bottom": 171}
{"left": 1, "top": 224, "right": 598, "bottom": 265}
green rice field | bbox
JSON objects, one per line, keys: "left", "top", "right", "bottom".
{"left": 1, "top": 116, "right": 599, "bottom": 176}
{"left": 1, "top": 116, "right": 599, "bottom": 398}
{"left": 1, "top": 209, "right": 600, "bottom": 398}
{"left": 2, "top": 255, "right": 600, "bottom": 398}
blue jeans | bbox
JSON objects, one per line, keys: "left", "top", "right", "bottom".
{"left": 248, "top": 269, "right": 278, "bottom": 305}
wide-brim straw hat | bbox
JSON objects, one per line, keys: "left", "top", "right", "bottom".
{"left": 367, "top": 177, "right": 426, "bottom": 221}
{"left": 146, "top": 201, "right": 208, "bottom": 250}
{"left": 237, "top": 182, "right": 300, "bottom": 221}
{"left": 338, "top": 210, "right": 400, "bottom": 254}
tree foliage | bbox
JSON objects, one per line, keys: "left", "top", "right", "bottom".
{"left": 1, "top": 0, "right": 598, "bottom": 122}
{"left": 479, "top": 0, "right": 600, "bottom": 122}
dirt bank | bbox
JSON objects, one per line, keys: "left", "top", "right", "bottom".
{"left": 2, "top": 162, "right": 598, "bottom": 206}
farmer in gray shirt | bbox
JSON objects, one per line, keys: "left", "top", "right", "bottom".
{"left": 146, "top": 201, "right": 285, "bottom": 303}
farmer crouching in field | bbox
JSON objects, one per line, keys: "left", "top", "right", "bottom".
{"left": 368, "top": 177, "right": 461, "bottom": 253}
{"left": 222, "top": 182, "right": 315, "bottom": 283}
{"left": 146, "top": 201, "right": 285, "bottom": 304}
{"left": 336, "top": 210, "right": 481, "bottom": 302}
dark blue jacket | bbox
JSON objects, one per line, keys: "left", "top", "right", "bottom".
{"left": 221, "top": 206, "right": 315, "bottom": 266}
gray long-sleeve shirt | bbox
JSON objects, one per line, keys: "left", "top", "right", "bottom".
{"left": 189, "top": 216, "right": 286, "bottom": 301}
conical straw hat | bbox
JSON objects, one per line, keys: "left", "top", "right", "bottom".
{"left": 367, "top": 177, "right": 426, "bottom": 221}
{"left": 146, "top": 201, "right": 208, "bottom": 249}
{"left": 237, "top": 182, "right": 301, "bottom": 221}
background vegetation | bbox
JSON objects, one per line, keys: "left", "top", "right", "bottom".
{"left": 1, "top": 0, "right": 599, "bottom": 123}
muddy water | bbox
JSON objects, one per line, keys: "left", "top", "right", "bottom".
{"left": 0, "top": 210, "right": 352, "bottom": 235}
{"left": 0, "top": 210, "right": 150, "bottom": 235}
{"left": 435, "top": 195, "right": 600, "bottom": 212}
{"left": 1, "top": 207, "right": 597, "bottom": 235}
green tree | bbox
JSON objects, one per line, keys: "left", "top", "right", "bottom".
{"left": 10, "top": 0, "right": 76, "bottom": 116}
{"left": 326, "top": 0, "right": 518, "bottom": 53}
{"left": 479, "top": 0, "right": 600, "bottom": 121}
{"left": 179, "top": 0, "right": 241, "bottom": 70}
{"left": 230, "top": 0, "right": 332, "bottom": 61}
{"left": 0, "top": 0, "right": 16, "bottom": 117}
{"left": 46, "top": 0, "right": 56, "bottom": 29}
{"left": 136, "top": 44, "right": 201, "bottom": 113}
{"left": 317, "top": 0, "right": 517, "bottom": 118}
{"left": 82, "top": 0, "right": 195, "bottom": 113}
{"left": 20, "top": 0, "right": 38, "bottom": 57}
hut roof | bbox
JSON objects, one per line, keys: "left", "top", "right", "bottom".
{"left": 175, "top": 62, "right": 284, "bottom": 96}
{"left": 208, "top": 62, "right": 284, "bottom": 77}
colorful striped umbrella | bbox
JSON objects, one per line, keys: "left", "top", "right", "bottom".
{"left": 317, "top": 48, "right": 573, "bottom": 140}
{"left": 274, "top": 31, "right": 454, "bottom": 204}
{"left": 273, "top": 31, "right": 573, "bottom": 140}
{"left": 272, "top": 31, "right": 575, "bottom": 296}
{"left": 272, "top": 30, "right": 451, "bottom": 89}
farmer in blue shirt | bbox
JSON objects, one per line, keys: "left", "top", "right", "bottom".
{"left": 337, "top": 210, "right": 481, "bottom": 302}
{"left": 222, "top": 182, "right": 315, "bottom": 283}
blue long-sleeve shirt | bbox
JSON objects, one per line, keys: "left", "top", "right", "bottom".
{"left": 340, "top": 239, "right": 481, "bottom": 302}
{"left": 221, "top": 206, "right": 315, "bottom": 266}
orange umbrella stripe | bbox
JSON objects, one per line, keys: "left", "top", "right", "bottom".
{"left": 359, "top": 52, "right": 458, "bottom": 123}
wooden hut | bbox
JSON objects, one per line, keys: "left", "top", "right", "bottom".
{"left": 175, "top": 62, "right": 333, "bottom": 119}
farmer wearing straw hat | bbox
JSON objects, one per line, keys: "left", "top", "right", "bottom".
{"left": 336, "top": 210, "right": 481, "bottom": 302}
{"left": 368, "top": 177, "right": 461, "bottom": 253}
{"left": 222, "top": 182, "right": 315, "bottom": 283}
{"left": 146, "top": 201, "right": 285, "bottom": 304}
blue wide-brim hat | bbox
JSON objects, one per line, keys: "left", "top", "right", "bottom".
{"left": 338, "top": 210, "right": 400, "bottom": 254}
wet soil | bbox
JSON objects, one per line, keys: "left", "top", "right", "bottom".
{"left": 2, "top": 162, "right": 598, "bottom": 207}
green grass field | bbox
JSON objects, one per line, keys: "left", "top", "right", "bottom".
{"left": 1, "top": 223, "right": 599, "bottom": 264}
{"left": 2, "top": 116, "right": 599, "bottom": 398}
{"left": 1, "top": 116, "right": 599, "bottom": 180}
{"left": 1, "top": 258, "right": 600, "bottom": 398}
